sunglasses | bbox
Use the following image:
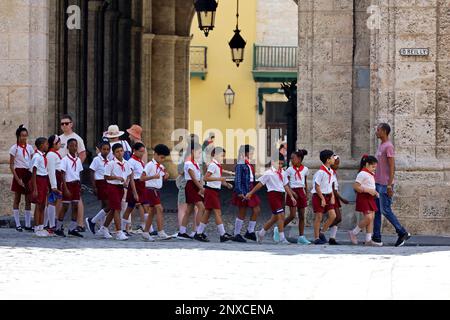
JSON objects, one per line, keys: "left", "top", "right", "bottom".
{"left": 61, "top": 122, "right": 72, "bottom": 126}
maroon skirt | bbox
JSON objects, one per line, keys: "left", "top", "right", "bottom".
{"left": 126, "top": 180, "right": 146, "bottom": 206}
{"left": 146, "top": 188, "right": 161, "bottom": 207}
{"left": 312, "top": 193, "right": 334, "bottom": 214}
{"left": 107, "top": 184, "right": 125, "bottom": 211}
{"left": 231, "top": 183, "right": 261, "bottom": 208}
{"left": 286, "top": 188, "right": 307, "bottom": 208}
{"left": 30, "top": 175, "right": 49, "bottom": 205}
{"left": 11, "top": 168, "right": 32, "bottom": 195}
{"left": 63, "top": 181, "right": 81, "bottom": 202}
{"left": 185, "top": 180, "right": 203, "bottom": 204}
{"left": 55, "top": 171, "right": 63, "bottom": 191}
{"left": 355, "top": 192, "right": 377, "bottom": 214}
{"left": 204, "top": 187, "right": 221, "bottom": 210}
{"left": 95, "top": 179, "right": 109, "bottom": 201}
{"left": 267, "top": 191, "right": 285, "bottom": 214}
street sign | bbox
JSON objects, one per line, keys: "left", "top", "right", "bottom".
{"left": 400, "top": 48, "right": 429, "bottom": 56}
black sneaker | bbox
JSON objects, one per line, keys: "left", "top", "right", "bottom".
{"left": 328, "top": 238, "right": 340, "bottom": 245}
{"left": 395, "top": 232, "right": 411, "bottom": 247}
{"left": 85, "top": 218, "right": 96, "bottom": 235}
{"left": 150, "top": 231, "right": 158, "bottom": 236}
{"left": 24, "top": 226, "right": 34, "bottom": 232}
{"left": 55, "top": 228, "right": 66, "bottom": 238}
{"left": 177, "top": 232, "right": 193, "bottom": 240}
{"left": 231, "top": 234, "right": 247, "bottom": 243}
{"left": 314, "top": 238, "right": 327, "bottom": 245}
{"left": 123, "top": 230, "right": 132, "bottom": 237}
{"left": 75, "top": 226, "right": 86, "bottom": 233}
{"left": 220, "top": 233, "right": 233, "bottom": 243}
{"left": 244, "top": 231, "right": 257, "bottom": 242}
{"left": 319, "top": 232, "right": 327, "bottom": 242}
{"left": 15, "top": 226, "right": 23, "bottom": 232}
{"left": 194, "top": 233, "right": 210, "bottom": 243}
{"left": 68, "top": 229, "right": 84, "bottom": 238}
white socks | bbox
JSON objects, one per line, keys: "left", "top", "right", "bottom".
{"left": 13, "top": 209, "right": 21, "bottom": 227}
{"left": 179, "top": 226, "right": 187, "bottom": 234}
{"left": 197, "top": 223, "right": 207, "bottom": 234}
{"left": 279, "top": 232, "right": 286, "bottom": 241}
{"left": 248, "top": 221, "right": 256, "bottom": 233}
{"left": 217, "top": 224, "right": 226, "bottom": 236}
{"left": 352, "top": 226, "right": 362, "bottom": 235}
{"left": 43, "top": 207, "right": 48, "bottom": 227}
{"left": 56, "top": 220, "right": 64, "bottom": 231}
{"left": 258, "top": 229, "right": 267, "bottom": 238}
{"left": 330, "top": 226, "right": 338, "bottom": 239}
{"left": 69, "top": 220, "right": 77, "bottom": 232}
{"left": 47, "top": 205, "right": 56, "bottom": 228}
{"left": 234, "top": 218, "right": 244, "bottom": 236}
{"left": 24, "top": 210, "right": 32, "bottom": 228}
{"left": 121, "top": 218, "right": 129, "bottom": 231}
{"left": 365, "top": 233, "right": 372, "bottom": 242}
{"left": 92, "top": 209, "right": 106, "bottom": 224}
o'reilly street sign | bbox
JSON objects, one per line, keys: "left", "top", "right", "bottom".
{"left": 400, "top": 48, "right": 430, "bottom": 56}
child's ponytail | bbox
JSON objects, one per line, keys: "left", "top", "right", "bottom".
{"left": 293, "top": 149, "right": 308, "bottom": 162}
{"left": 359, "top": 154, "right": 378, "bottom": 171}
{"left": 15, "top": 125, "right": 28, "bottom": 144}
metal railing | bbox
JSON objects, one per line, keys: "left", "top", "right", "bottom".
{"left": 190, "top": 46, "right": 208, "bottom": 73}
{"left": 253, "top": 45, "right": 297, "bottom": 70}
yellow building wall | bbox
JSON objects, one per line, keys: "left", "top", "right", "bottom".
{"left": 189, "top": 0, "right": 257, "bottom": 159}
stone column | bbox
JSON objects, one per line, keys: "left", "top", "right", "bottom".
{"left": 298, "top": 0, "right": 354, "bottom": 161}
{"left": 0, "top": 0, "right": 49, "bottom": 215}
{"left": 140, "top": 33, "right": 155, "bottom": 147}
{"left": 175, "top": 36, "right": 191, "bottom": 132}
{"left": 151, "top": 35, "right": 177, "bottom": 148}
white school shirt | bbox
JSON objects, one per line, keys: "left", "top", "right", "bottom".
{"left": 355, "top": 170, "right": 376, "bottom": 190}
{"left": 89, "top": 155, "right": 110, "bottom": 180}
{"left": 9, "top": 144, "right": 34, "bottom": 169}
{"left": 30, "top": 150, "right": 48, "bottom": 176}
{"left": 47, "top": 151, "right": 63, "bottom": 189}
{"left": 59, "top": 132, "right": 86, "bottom": 158}
{"left": 332, "top": 170, "right": 339, "bottom": 191}
{"left": 285, "top": 165, "right": 309, "bottom": 189}
{"left": 144, "top": 159, "right": 166, "bottom": 190}
{"left": 257, "top": 167, "right": 289, "bottom": 193}
{"left": 311, "top": 166, "right": 334, "bottom": 195}
{"left": 184, "top": 160, "right": 202, "bottom": 181}
{"left": 104, "top": 158, "right": 132, "bottom": 185}
{"left": 61, "top": 154, "right": 83, "bottom": 183}
{"left": 107, "top": 140, "right": 132, "bottom": 161}
{"left": 128, "top": 156, "right": 146, "bottom": 180}
{"left": 206, "top": 160, "right": 223, "bottom": 190}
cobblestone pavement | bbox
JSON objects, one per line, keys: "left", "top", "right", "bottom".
{"left": 0, "top": 228, "right": 449, "bottom": 300}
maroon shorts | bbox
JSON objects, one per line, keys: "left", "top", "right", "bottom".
{"left": 107, "top": 184, "right": 125, "bottom": 211}
{"left": 146, "top": 188, "right": 161, "bottom": 207}
{"left": 312, "top": 193, "right": 335, "bottom": 214}
{"left": 63, "top": 181, "right": 81, "bottom": 202}
{"left": 204, "top": 187, "right": 221, "bottom": 210}
{"left": 355, "top": 192, "right": 377, "bottom": 214}
{"left": 11, "top": 168, "right": 32, "bottom": 195}
{"left": 286, "top": 188, "right": 307, "bottom": 208}
{"left": 267, "top": 191, "right": 285, "bottom": 214}
{"left": 55, "top": 171, "right": 63, "bottom": 191}
{"left": 231, "top": 183, "right": 261, "bottom": 208}
{"left": 185, "top": 180, "right": 203, "bottom": 204}
{"left": 95, "top": 179, "right": 109, "bottom": 201}
{"left": 334, "top": 196, "right": 342, "bottom": 210}
{"left": 126, "top": 180, "right": 146, "bottom": 207}
{"left": 31, "top": 175, "right": 49, "bottom": 205}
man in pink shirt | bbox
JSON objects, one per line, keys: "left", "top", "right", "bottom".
{"left": 373, "top": 123, "right": 411, "bottom": 247}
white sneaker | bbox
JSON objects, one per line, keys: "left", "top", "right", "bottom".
{"left": 157, "top": 231, "right": 171, "bottom": 240}
{"left": 115, "top": 230, "right": 129, "bottom": 241}
{"left": 256, "top": 231, "right": 264, "bottom": 244}
{"left": 98, "top": 226, "right": 113, "bottom": 239}
{"left": 35, "top": 230, "right": 48, "bottom": 238}
{"left": 278, "top": 238, "right": 291, "bottom": 245}
{"left": 142, "top": 232, "right": 155, "bottom": 242}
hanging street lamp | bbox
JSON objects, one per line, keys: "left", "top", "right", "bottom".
{"left": 194, "top": 0, "right": 218, "bottom": 37}
{"left": 224, "top": 85, "right": 235, "bottom": 119}
{"left": 228, "top": 0, "right": 246, "bottom": 67}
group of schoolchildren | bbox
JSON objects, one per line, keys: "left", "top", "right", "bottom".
{"left": 9, "top": 124, "right": 381, "bottom": 246}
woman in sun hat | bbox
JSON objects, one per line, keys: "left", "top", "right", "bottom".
{"left": 127, "top": 125, "right": 148, "bottom": 163}
{"left": 103, "top": 125, "right": 132, "bottom": 161}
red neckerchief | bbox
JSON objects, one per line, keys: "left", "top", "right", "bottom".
{"left": 67, "top": 154, "right": 78, "bottom": 169}
{"left": 115, "top": 159, "right": 126, "bottom": 172}
{"left": 213, "top": 159, "right": 223, "bottom": 176}
{"left": 49, "top": 149, "right": 62, "bottom": 160}
{"left": 190, "top": 158, "right": 200, "bottom": 171}
{"left": 153, "top": 159, "right": 164, "bottom": 175}
{"left": 320, "top": 165, "right": 332, "bottom": 183}
{"left": 361, "top": 167, "right": 375, "bottom": 177}
{"left": 101, "top": 155, "right": 109, "bottom": 166}
{"left": 132, "top": 155, "right": 145, "bottom": 168}
{"left": 293, "top": 165, "right": 304, "bottom": 181}
{"left": 36, "top": 150, "right": 47, "bottom": 168}
{"left": 273, "top": 167, "right": 284, "bottom": 182}
{"left": 245, "top": 159, "right": 255, "bottom": 176}
{"left": 17, "top": 144, "right": 29, "bottom": 158}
